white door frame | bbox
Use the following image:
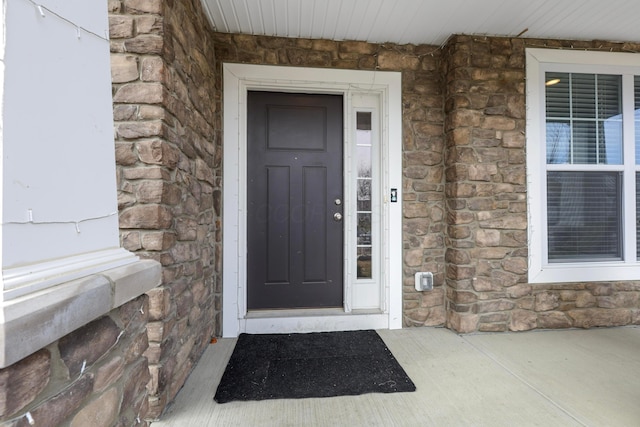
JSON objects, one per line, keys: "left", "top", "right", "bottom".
{"left": 222, "top": 63, "right": 403, "bottom": 337}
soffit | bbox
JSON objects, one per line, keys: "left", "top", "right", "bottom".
{"left": 201, "top": 0, "right": 640, "bottom": 46}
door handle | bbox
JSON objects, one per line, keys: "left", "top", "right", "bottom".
{"left": 333, "top": 212, "right": 342, "bottom": 221}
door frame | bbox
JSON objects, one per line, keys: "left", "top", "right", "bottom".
{"left": 222, "top": 63, "right": 402, "bottom": 337}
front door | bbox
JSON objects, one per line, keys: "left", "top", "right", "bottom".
{"left": 247, "top": 91, "right": 344, "bottom": 310}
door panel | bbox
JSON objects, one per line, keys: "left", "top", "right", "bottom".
{"left": 247, "top": 91, "right": 343, "bottom": 310}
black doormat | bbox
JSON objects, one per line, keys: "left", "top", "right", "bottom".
{"left": 214, "top": 330, "right": 416, "bottom": 403}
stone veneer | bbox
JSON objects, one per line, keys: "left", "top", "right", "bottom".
{"left": 214, "top": 33, "right": 640, "bottom": 334}
{"left": 0, "top": 297, "right": 151, "bottom": 426}
{"left": 212, "top": 34, "right": 448, "bottom": 327}
{"left": 442, "top": 35, "right": 640, "bottom": 332}
{"left": 441, "top": 35, "right": 529, "bottom": 332}
{"left": 109, "top": 0, "right": 220, "bottom": 419}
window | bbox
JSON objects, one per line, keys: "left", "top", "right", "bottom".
{"left": 545, "top": 73, "right": 623, "bottom": 262}
{"left": 356, "top": 111, "right": 374, "bottom": 278}
{"left": 527, "top": 49, "right": 640, "bottom": 283}
{"left": 350, "top": 95, "right": 383, "bottom": 310}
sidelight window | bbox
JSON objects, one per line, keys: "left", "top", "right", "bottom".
{"left": 356, "top": 112, "right": 373, "bottom": 279}
{"left": 349, "top": 92, "right": 385, "bottom": 310}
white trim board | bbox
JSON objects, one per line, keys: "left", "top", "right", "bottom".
{"left": 222, "top": 63, "right": 403, "bottom": 337}
{"left": 0, "top": 259, "right": 160, "bottom": 368}
{"left": 526, "top": 48, "right": 640, "bottom": 283}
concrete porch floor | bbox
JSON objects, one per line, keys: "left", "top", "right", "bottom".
{"left": 152, "top": 326, "right": 640, "bottom": 426}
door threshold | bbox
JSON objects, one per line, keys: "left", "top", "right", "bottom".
{"left": 246, "top": 308, "right": 385, "bottom": 319}
{"left": 240, "top": 309, "right": 389, "bottom": 335}
{"left": 246, "top": 308, "right": 345, "bottom": 319}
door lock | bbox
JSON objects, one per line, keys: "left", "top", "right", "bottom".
{"left": 335, "top": 198, "right": 342, "bottom": 205}
{"left": 333, "top": 212, "right": 342, "bottom": 221}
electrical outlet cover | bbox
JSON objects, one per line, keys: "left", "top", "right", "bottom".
{"left": 414, "top": 272, "right": 433, "bottom": 291}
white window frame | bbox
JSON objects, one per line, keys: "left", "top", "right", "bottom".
{"left": 350, "top": 95, "right": 383, "bottom": 310}
{"left": 222, "top": 64, "right": 403, "bottom": 337}
{"left": 526, "top": 48, "right": 640, "bottom": 283}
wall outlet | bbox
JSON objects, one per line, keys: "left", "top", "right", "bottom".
{"left": 414, "top": 272, "right": 433, "bottom": 291}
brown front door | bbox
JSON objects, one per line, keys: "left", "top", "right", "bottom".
{"left": 247, "top": 91, "right": 344, "bottom": 310}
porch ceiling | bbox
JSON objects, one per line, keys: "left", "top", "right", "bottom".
{"left": 201, "top": 0, "right": 640, "bottom": 46}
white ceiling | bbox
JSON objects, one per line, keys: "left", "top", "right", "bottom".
{"left": 201, "top": 0, "right": 640, "bottom": 46}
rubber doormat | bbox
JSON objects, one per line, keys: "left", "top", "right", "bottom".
{"left": 214, "top": 330, "right": 416, "bottom": 403}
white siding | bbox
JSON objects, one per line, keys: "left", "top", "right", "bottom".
{"left": 1, "top": 0, "right": 133, "bottom": 297}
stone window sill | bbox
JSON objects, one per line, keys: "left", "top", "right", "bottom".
{"left": 0, "top": 259, "right": 161, "bottom": 368}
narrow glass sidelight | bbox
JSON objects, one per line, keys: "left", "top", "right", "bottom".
{"left": 356, "top": 112, "right": 373, "bottom": 278}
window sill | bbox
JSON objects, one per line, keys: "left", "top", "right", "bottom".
{"left": 0, "top": 258, "right": 161, "bottom": 368}
{"left": 529, "top": 261, "right": 640, "bottom": 284}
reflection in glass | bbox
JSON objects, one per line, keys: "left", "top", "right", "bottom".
{"left": 547, "top": 171, "right": 621, "bottom": 261}
{"left": 545, "top": 72, "right": 570, "bottom": 118}
{"left": 357, "top": 178, "right": 371, "bottom": 200}
{"left": 357, "top": 213, "right": 371, "bottom": 245}
{"left": 545, "top": 72, "right": 622, "bottom": 165}
{"left": 635, "top": 76, "right": 640, "bottom": 165}
{"left": 637, "top": 173, "right": 640, "bottom": 259}
{"left": 636, "top": 120, "right": 640, "bottom": 165}
{"left": 356, "top": 112, "right": 373, "bottom": 278}
{"left": 546, "top": 121, "right": 570, "bottom": 163}
{"left": 357, "top": 199, "right": 371, "bottom": 211}
{"left": 357, "top": 247, "right": 372, "bottom": 280}
{"left": 357, "top": 146, "right": 372, "bottom": 177}
{"left": 600, "top": 120, "right": 622, "bottom": 164}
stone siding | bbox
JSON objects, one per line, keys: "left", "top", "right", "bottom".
{"left": 0, "top": 297, "right": 151, "bottom": 426}
{"left": 441, "top": 35, "right": 640, "bottom": 332}
{"left": 212, "top": 34, "right": 448, "bottom": 328}
{"left": 214, "top": 33, "right": 640, "bottom": 334}
{"left": 110, "top": 0, "right": 220, "bottom": 419}
{"left": 441, "top": 35, "right": 528, "bottom": 332}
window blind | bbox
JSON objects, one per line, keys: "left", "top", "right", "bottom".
{"left": 546, "top": 73, "right": 622, "bottom": 165}
{"left": 547, "top": 171, "right": 621, "bottom": 261}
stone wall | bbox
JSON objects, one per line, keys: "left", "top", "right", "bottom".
{"left": 214, "top": 33, "right": 640, "bottom": 334}
{"left": 441, "top": 35, "right": 640, "bottom": 332}
{"left": 441, "top": 35, "right": 528, "bottom": 332}
{"left": 0, "top": 296, "right": 151, "bottom": 426}
{"left": 212, "top": 34, "right": 448, "bottom": 328}
{"left": 109, "top": 0, "right": 220, "bottom": 419}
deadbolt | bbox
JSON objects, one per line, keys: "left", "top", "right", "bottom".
{"left": 333, "top": 212, "right": 342, "bottom": 221}
{"left": 335, "top": 198, "right": 342, "bottom": 206}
